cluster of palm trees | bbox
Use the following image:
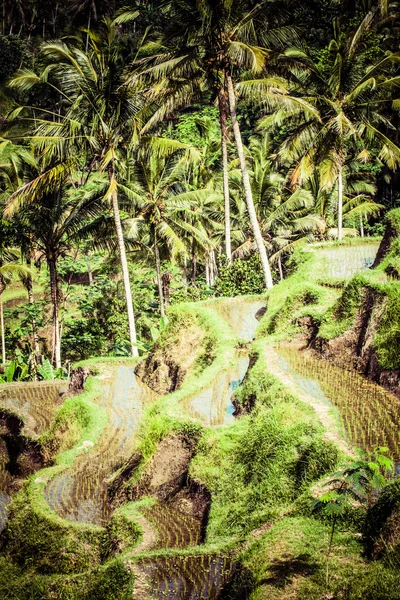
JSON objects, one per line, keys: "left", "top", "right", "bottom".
{"left": 0, "top": 0, "right": 399, "bottom": 368}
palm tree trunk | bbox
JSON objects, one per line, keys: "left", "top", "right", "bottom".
{"left": 109, "top": 165, "right": 138, "bottom": 357}
{"left": 218, "top": 86, "right": 232, "bottom": 262}
{"left": 337, "top": 162, "right": 343, "bottom": 241}
{"left": 153, "top": 227, "right": 165, "bottom": 318}
{"left": 226, "top": 72, "right": 273, "bottom": 290}
{"left": 360, "top": 215, "right": 364, "bottom": 238}
{"left": 205, "top": 257, "right": 210, "bottom": 286}
{"left": 278, "top": 254, "right": 284, "bottom": 281}
{"left": 25, "top": 260, "right": 40, "bottom": 369}
{"left": 48, "top": 257, "right": 61, "bottom": 370}
{"left": 0, "top": 279, "right": 5, "bottom": 365}
{"left": 86, "top": 10, "right": 91, "bottom": 53}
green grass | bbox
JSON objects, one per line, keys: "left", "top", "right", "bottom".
{"left": 234, "top": 514, "right": 400, "bottom": 600}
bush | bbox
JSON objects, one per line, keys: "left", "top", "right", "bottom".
{"left": 213, "top": 254, "right": 267, "bottom": 297}
{"left": 365, "top": 478, "right": 400, "bottom": 560}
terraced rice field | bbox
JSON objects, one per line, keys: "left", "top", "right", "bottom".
{"left": 45, "top": 365, "right": 157, "bottom": 525}
{"left": 0, "top": 381, "right": 65, "bottom": 532}
{"left": 277, "top": 346, "right": 400, "bottom": 464}
{"left": 317, "top": 242, "right": 379, "bottom": 279}
{"left": 138, "top": 553, "right": 236, "bottom": 600}
{"left": 182, "top": 299, "right": 263, "bottom": 426}
{"left": 142, "top": 503, "right": 202, "bottom": 550}
{"left": 42, "top": 301, "right": 263, "bottom": 597}
{"left": 0, "top": 381, "right": 66, "bottom": 437}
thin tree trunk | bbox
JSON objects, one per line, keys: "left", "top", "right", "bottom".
{"left": 191, "top": 244, "right": 197, "bottom": 285}
{"left": 226, "top": 72, "right": 273, "bottom": 290}
{"left": 360, "top": 215, "right": 364, "bottom": 238}
{"left": 337, "top": 162, "right": 343, "bottom": 241}
{"left": 25, "top": 260, "right": 40, "bottom": 369}
{"left": 0, "top": 283, "right": 5, "bottom": 366}
{"left": 278, "top": 254, "right": 284, "bottom": 281}
{"left": 183, "top": 256, "right": 188, "bottom": 290}
{"left": 86, "top": 10, "right": 91, "bottom": 53}
{"left": 153, "top": 227, "right": 165, "bottom": 318}
{"left": 205, "top": 257, "right": 210, "bottom": 286}
{"left": 48, "top": 257, "right": 61, "bottom": 370}
{"left": 326, "top": 517, "right": 337, "bottom": 586}
{"left": 87, "top": 261, "right": 94, "bottom": 285}
{"left": 109, "top": 165, "right": 138, "bottom": 357}
{"left": 218, "top": 86, "right": 232, "bottom": 262}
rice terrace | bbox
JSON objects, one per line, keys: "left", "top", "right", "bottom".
{"left": 0, "top": 1, "right": 400, "bottom": 599}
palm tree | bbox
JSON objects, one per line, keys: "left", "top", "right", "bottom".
{"left": 8, "top": 13, "right": 141, "bottom": 357}
{"left": 4, "top": 159, "right": 103, "bottom": 369}
{"left": 121, "top": 146, "right": 218, "bottom": 316}
{"left": 230, "top": 135, "right": 323, "bottom": 273}
{"left": 254, "top": 13, "right": 400, "bottom": 240}
{"left": 307, "top": 162, "right": 382, "bottom": 239}
{"left": 130, "top": 0, "right": 294, "bottom": 288}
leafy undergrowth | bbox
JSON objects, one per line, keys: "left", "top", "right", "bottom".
{"left": 0, "top": 557, "right": 133, "bottom": 600}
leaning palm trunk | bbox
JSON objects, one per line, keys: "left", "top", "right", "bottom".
{"left": 337, "top": 162, "right": 343, "bottom": 241}
{"left": 109, "top": 166, "right": 138, "bottom": 357}
{"left": 226, "top": 73, "right": 273, "bottom": 289}
{"left": 48, "top": 258, "right": 61, "bottom": 370}
{"left": 153, "top": 228, "right": 166, "bottom": 318}
{"left": 218, "top": 86, "right": 232, "bottom": 262}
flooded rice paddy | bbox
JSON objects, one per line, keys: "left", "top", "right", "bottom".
{"left": 277, "top": 345, "right": 400, "bottom": 464}
{"left": 316, "top": 242, "right": 379, "bottom": 279}
{"left": 45, "top": 365, "right": 157, "bottom": 525}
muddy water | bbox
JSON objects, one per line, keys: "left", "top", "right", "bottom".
{"left": 0, "top": 381, "right": 65, "bottom": 532}
{"left": 45, "top": 365, "right": 157, "bottom": 525}
{"left": 277, "top": 346, "right": 400, "bottom": 466}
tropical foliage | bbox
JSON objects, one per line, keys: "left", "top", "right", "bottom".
{"left": 0, "top": 0, "right": 399, "bottom": 372}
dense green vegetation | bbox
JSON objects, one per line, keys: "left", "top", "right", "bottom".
{"left": 0, "top": 0, "right": 399, "bottom": 375}
{"left": 0, "top": 1, "right": 400, "bottom": 599}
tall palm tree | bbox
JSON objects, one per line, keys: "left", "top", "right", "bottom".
{"left": 130, "top": 0, "right": 293, "bottom": 288}
{"left": 4, "top": 159, "right": 103, "bottom": 369}
{"left": 121, "top": 146, "right": 218, "bottom": 316}
{"left": 252, "top": 13, "right": 400, "bottom": 239}
{"left": 8, "top": 13, "right": 141, "bottom": 356}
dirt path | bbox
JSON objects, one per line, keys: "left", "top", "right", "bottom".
{"left": 264, "top": 345, "right": 354, "bottom": 457}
